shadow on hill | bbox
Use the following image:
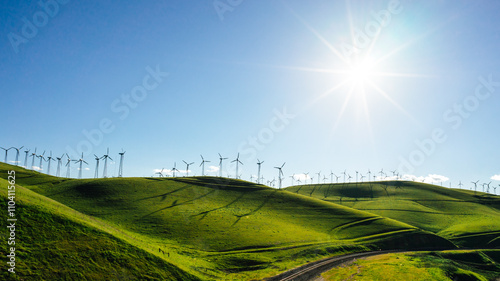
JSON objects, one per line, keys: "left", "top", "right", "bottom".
{"left": 139, "top": 189, "right": 217, "bottom": 219}
{"left": 171, "top": 177, "right": 269, "bottom": 192}
{"left": 231, "top": 189, "right": 278, "bottom": 226}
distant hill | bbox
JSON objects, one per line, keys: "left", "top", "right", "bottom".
{"left": 285, "top": 181, "right": 500, "bottom": 248}
{"left": 2, "top": 163, "right": 497, "bottom": 280}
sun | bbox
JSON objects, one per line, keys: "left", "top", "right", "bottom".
{"left": 347, "top": 58, "right": 376, "bottom": 84}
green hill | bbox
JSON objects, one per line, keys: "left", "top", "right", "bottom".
{"left": 0, "top": 163, "right": 458, "bottom": 280}
{"left": 285, "top": 181, "right": 500, "bottom": 248}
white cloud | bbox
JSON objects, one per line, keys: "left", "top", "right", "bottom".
{"left": 397, "top": 174, "right": 449, "bottom": 184}
{"left": 206, "top": 166, "right": 219, "bottom": 173}
{"left": 32, "top": 166, "right": 42, "bottom": 171}
{"left": 292, "top": 173, "right": 311, "bottom": 182}
{"left": 491, "top": 175, "right": 500, "bottom": 181}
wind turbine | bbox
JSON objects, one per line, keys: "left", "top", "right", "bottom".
{"left": 486, "top": 181, "right": 492, "bottom": 193}
{"left": 360, "top": 174, "right": 366, "bottom": 182}
{"left": 30, "top": 148, "right": 38, "bottom": 170}
{"left": 11, "top": 146, "right": 24, "bottom": 166}
{"left": 183, "top": 160, "right": 194, "bottom": 177}
{"left": 65, "top": 154, "right": 72, "bottom": 178}
{"left": 0, "top": 147, "right": 11, "bottom": 163}
{"left": 458, "top": 181, "right": 463, "bottom": 189}
{"left": 118, "top": 149, "right": 126, "bottom": 177}
{"left": 494, "top": 184, "right": 498, "bottom": 195}
{"left": 257, "top": 159, "right": 264, "bottom": 184}
{"left": 231, "top": 153, "right": 243, "bottom": 179}
{"left": 347, "top": 174, "right": 353, "bottom": 182}
{"left": 200, "top": 155, "right": 210, "bottom": 176}
{"left": 472, "top": 180, "right": 479, "bottom": 194}
{"left": 342, "top": 170, "right": 347, "bottom": 182}
{"left": 171, "top": 162, "right": 179, "bottom": 177}
{"left": 335, "top": 174, "right": 340, "bottom": 183}
{"left": 367, "top": 169, "right": 372, "bottom": 181}
{"left": 156, "top": 168, "right": 165, "bottom": 177}
{"left": 23, "top": 148, "right": 30, "bottom": 168}
{"left": 56, "top": 154, "right": 65, "bottom": 177}
{"left": 379, "top": 169, "right": 384, "bottom": 180}
{"left": 355, "top": 171, "right": 359, "bottom": 182}
{"left": 36, "top": 151, "right": 46, "bottom": 172}
{"left": 46, "top": 151, "right": 55, "bottom": 175}
{"left": 323, "top": 175, "right": 328, "bottom": 183}
{"left": 94, "top": 155, "right": 101, "bottom": 178}
{"left": 290, "top": 174, "right": 295, "bottom": 185}
{"left": 274, "top": 163, "right": 285, "bottom": 189}
{"left": 218, "top": 153, "right": 228, "bottom": 177}
{"left": 101, "top": 148, "right": 113, "bottom": 178}
{"left": 316, "top": 171, "right": 321, "bottom": 184}
{"left": 73, "top": 153, "right": 88, "bottom": 179}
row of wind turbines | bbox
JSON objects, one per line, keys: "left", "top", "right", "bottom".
{"left": 154, "top": 153, "right": 287, "bottom": 188}
{"left": 2, "top": 145, "right": 497, "bottom": 194}
{"left": 0, "top": 146, "right": 125, "bottom": 179}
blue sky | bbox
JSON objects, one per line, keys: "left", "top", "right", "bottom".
{"left": 1, "top": 0, "right": 499, "bottom": 191}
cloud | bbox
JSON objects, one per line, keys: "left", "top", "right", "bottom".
{"left": 206, "top": 166, "right": 219, "bottom": 173}
{"left": 292, "top": 173, "right": 311, "bottom": 182}
{"left": 397, "top": 174, "right": 449, "bottom": 184}
{"left": 491, "top": 175, "right": 500, "bottom": 181}
{"left": 32, "top": 166, "right": 42, "bottom": 171}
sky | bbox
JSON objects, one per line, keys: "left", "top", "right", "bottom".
{"left": 1, "top": 0, "right": 499, "bottom": 192}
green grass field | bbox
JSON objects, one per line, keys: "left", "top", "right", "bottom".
{"left": 285, "top": 181, "right": 500, "bottom": 248}
{"left": 321, "top": 250, "right": 500, "bottom": 281}
{"left": 1, "top": 163, "right": 498, "bottom": 280}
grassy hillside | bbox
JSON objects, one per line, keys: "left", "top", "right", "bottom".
{"left": 286, "top": 181, "right": 500, "bottom": 248}
{"left": 0, "top": 163, "right": 458, "bottom": 280}
{"left": 0, "top": 177, "right": 199, "bottom": 281}
{"left": 321, "top": 250, "right": 500, "bottom": 281}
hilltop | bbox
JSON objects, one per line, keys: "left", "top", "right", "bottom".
{"left": 1, "top": 163, "right": 498, "bottom": 280}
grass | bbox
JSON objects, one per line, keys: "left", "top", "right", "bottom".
{"left": 285, "top": 181, "right": 500, "bottom": 248}
{"left": 0, "top": 163, "right": 497, "bottom": 280}
{"left": 321, "top": 250, "right": 500, "bottom": 281}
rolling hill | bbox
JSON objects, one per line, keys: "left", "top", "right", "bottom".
{"left": 285, "top": 181, "right": 500, "bottom": 248}
{"left": 1, "top": 163, "right": 498, "bottom": 280}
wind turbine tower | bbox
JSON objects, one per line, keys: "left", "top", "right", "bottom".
{"left": 30, "top": 148, "right": 37, "bottom": 170}
{"left": 36, "top": 151, "right": 46, "bottom": 172}
{"left": 257, "top": 159, "right": 264, "bottom": 184}
{"left": 118, "top": 150, "right": 126, "bottom": 177}
{"left": 23, "top": 148, "right": 30, "bottom": 168}
{"left": 73, "top": 153, "right": 88, "bottom": 179}
{"left": 200, "top": 155, "right": 210, "bottom": 176}
{"left": 218, "top": 153, "right": 228, "bottom": 177}
{"left": 56, "top": 154, "right": 65, "bottom": 177}
{"left": 171, "top": 162, "right": 179, "bottom": 177}
{"left": 46, "top": 151, "right": 55, "bottom": 175}
{"left": 183, "top": 160, "right": 194, "bottom": 177}
{"left": 102, "top": 148, "right": 113, "bottom": 178}
{"left": 0, "top": 147, "right": 11, "bottom": 163}
{"left": 94, "top": 155, "right": 101, "bottom": 178}
{"left": 11, "top": 146, "right": 24, "bottom": 166}
{"left": 274, "top": 162, "right": 285, "bottom": 189}
{"left": 65, "top": 154, "right": 72, "bottom": 178}
{"left": 231, "top": 153, "right": 243, "bottom": 179}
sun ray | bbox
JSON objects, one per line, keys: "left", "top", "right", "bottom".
{"left": 367, "top": 80, "right": 423, "bottom": 128}
{"left": 360, "top": 85, "right": 376, "bottom": 151}
{"left": 281, "top": 0, "right": 351, "bottom": 65}
{"left": 306, "top": 79, "right": 351, "bottom": 110}
{"left": 331, "top": 83, "right": 356, "bottom": 134}
{"left": 373, "top": 14, "right": 458, "bottom": 67}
